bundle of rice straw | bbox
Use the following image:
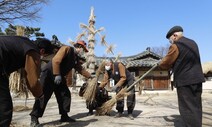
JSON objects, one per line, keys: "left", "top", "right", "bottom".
{"left": 83, "top": 77, "right": 98, "bottom": 103}
{"left": 96, "top": 63, "right": 158, "bottom": 115}
{"left": 96, "top": 87, "right": 128, "bottom": 115}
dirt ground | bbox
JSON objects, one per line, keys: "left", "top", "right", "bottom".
{"left": 11, "top": 89, "right": 212, "bottom": 127}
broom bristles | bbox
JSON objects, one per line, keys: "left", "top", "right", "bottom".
{"left": 83, "top": 77, "right": 98, "bottom": 103}
{"left": 96, "top": 87, "right": 128, "bottom": 115}
{"left": 96, "top": 64, "right": 159, "bottom": 115}
{"left": 96, "top": 96, "right": 116, "bottom": 115}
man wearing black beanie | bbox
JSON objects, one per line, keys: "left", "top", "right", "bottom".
{"left": 158, "top": 26, "right": 205, "bottom": 127}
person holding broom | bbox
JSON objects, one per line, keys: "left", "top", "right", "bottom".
{"left": 29, "top": 40, "right": 93, "bottom": 126}
{"left": 99, "top": 59, "right": 135, "bottom": 120}
{"left": 158, "top": 26, "right": 205, "bottom": 127}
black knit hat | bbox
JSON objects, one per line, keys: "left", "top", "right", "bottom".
{"left": 166, "top": 26, "right": 183, "bottom": 39}
{"left": 35, "top": 38, "right": 54, "bottom": 54}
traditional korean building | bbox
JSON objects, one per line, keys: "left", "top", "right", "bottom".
{"left": 96, "top": 48, "right": 171, "bottom": 91}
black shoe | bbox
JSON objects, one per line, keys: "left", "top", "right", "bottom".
{"left": 105, "top": 112, "right": 110, "bottom": 116}
{"left": 87, "top": 111, "right": 94, "bottom": 116}
{"left": 30, "top": 116, "right": 40, "bottom": 127}
{"left": 60, "top": 114, "right": 76, "bottom": 122}
{"left": 114, "top": 112, "right": 122, "bottom": 118}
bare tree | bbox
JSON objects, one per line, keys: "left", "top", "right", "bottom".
{"left": 0, "top": 0, "right": 49, "bottom": 24}
{"left": 151, "top": 44, "right": 170, "bottom": 57}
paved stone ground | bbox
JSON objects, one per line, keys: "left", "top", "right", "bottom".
{"left": 11, "top": 89, "right": 212, "bottom": 127}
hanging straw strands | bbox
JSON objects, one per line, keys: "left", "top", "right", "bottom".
{"left": 9, "top": 26, "right": 26, "bottom": 96}
{"left": 76, "top": 30, "right": 86, "bottom": 41}
{"left": 96, "top": 63, "right": 158, "bottom": 115}
{"left": 106, "top": 44, "right": 115, "bottom": 55}
{"left": 98, "top": 32, "right": 115, "bottom": 55}
{"left": 83, "top": 77, "right": 98, "bottom": 103}
{"left": 114, "top": 53, "right": 122, "bottom": 62}
{"left": 82, "top": 57, "right": 117, "bottom": 105}
{"left": 96, "top": 87, "right": 129, "bottom": 115}
{"left": 82, "top": 59, "right": 108, "bottom": 104}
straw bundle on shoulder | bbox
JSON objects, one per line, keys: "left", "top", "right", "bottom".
{"left": 83, "top": 77, "right": 98, "bottom": 103}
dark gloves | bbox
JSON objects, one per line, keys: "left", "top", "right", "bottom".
{"left": 54, "top": 75, "right": 62, "bottom": 85}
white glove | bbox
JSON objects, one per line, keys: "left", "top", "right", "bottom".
{"left": 111, "top": 85, "right": 117, "bottom": 92}
{"left": 156, "top": 60, "right": 161, "bottom": 66}
{"left": 54, "top": 75, "right": 62, "bottom": 85}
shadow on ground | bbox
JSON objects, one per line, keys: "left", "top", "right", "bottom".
{"left": 163, "top": 115, "right": 184, "bottom": 127}
{"left": 41, "top": 119, "right": 98, "bottom": 127}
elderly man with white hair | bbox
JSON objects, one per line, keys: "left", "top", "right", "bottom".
{"left": 158, "top": 26, "right": 205, "bottom": 127}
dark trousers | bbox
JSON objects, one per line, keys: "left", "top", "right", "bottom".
{"left": 30, "top": 70, "right": 71, "bottom": 118}
{"left": 177, "top": 83, "right": 202, "bottom": 127}
{"left": 0, "top": 75, "right": 13, "bottom": 127}
{"left": 116, "top": 79, "right": 136, "bottom": 114}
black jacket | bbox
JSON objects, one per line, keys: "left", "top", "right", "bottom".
{"left": 173, "top": 37, "right": 205, "bottom": 87}
{"left": 0, "top": 36, "right": 39, "bottom": 74}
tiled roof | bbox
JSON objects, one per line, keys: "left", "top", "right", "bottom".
{"left": 96, "top": 49, "right": 162, "bottom": 68}
{"left": 122, "top": 58, "right": 159, "bottom": 68}
{"left": 126, "top": 50, "right": 162, "bottom": 61}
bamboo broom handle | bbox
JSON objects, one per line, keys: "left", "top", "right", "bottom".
{"left": 126, "top": 63, "right": 158, "bottom": 92}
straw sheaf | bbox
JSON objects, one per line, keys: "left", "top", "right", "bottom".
{"left": 83, "top": 77, "right": 98, "bottom": 104}
{"left": 96, "top": 64, "right": 158, "bottom": 115}
{"left": 96, "top": 87, "right": 128, "bottom": 115}
{"left": 202, "top": 62, "right": 212, "bottom": 74}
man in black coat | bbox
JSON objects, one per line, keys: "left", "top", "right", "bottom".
{"left": 159, "top": 26, "right": 205, "bottom": 127}
{"left": 0, "top": 36, "right": 53, "bottom": 127}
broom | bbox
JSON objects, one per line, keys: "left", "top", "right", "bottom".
{"left": 82, "top": 59, "right": 107, "bottom": 103}
{"left": 83, "top": 77, "right": 98, "bottom": 103}
{"left": 96, "top": 63, "right": 158, "bottom": 115}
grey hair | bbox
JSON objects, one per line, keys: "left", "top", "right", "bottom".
{"left": 174, "top": 31, "right": 183, "bottom": 37}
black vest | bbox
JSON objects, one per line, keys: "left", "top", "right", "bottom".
{"left": 172, "top": 37, "right": 205, "bottom": 87}
{"left": 0, "top": 36, "right": 39, "bottom": 74}
{"left": 43, "top": 46, "right": 78, "bottom": 76}
{"left": 107, "top": 62, "right": 134, "bottom": 86}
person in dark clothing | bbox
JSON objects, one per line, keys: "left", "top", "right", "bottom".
{"left": 30, "top": 40, "right": 93, "bottom": 126}
{"left": 99, "top": 59, "right": 136, "bottom": 120}
{"left": 159, "top": 26, "right": 205, "bottom": 127}
{"left": 0, "top": 36, "right": 53, "bottom": 127}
